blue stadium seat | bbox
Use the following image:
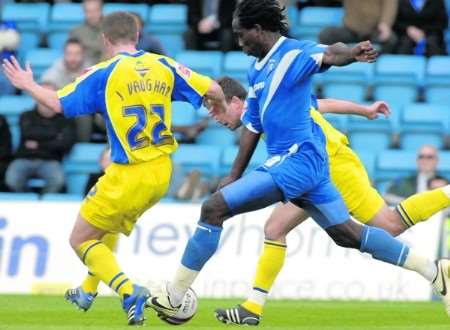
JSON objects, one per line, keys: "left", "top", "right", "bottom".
{"left": 220, "top": 141, "right": 267, "bottom": 176}
{"left": 373, "top": 55, "right": 425, "bottom": 105}
{"left": 0, "top": 95, "right": 35, "bottom": 126}
{"left": 438, "top": 151, "right": 450, "bottom": 178}
{"left": 399, "top": 103, "right": 449, "bottom": 150}
{"left": 348, "top": 132, "right": 391, "bottom": 152}
{"left": 18, "top": 31, "right": 40, "bottom": 54}
{"left": 321, "top": 62, "right": 374, "bottom": 84}
{"left": 172, "top": 144, "right": 221, "bottom": 177}
{"left": 157, "top": 34, "right": 185, "bottom": 58}
{"left": 352, "top": 149, "right": 377, "bottom": 180}
{"left": 196, "top": 127, "right": 236, "bottom": 146}
{"left": 25, "top": 48, "right": 62, "bottom": 80}
{"left": 321, "top": 83, "right": 367, "bottom": 103}
{"left": 171, "top": 102, "right": 197, "bottom": 126}
{"left": 146, "top": 4, "right": 187, "bottom": 34}
{"left": 425, "top": 56, "right": 450, "bottom": 104}
{"left": 47, "top": 31, "right": 69, "bottom": 50}
{"left": 103, "top": 3, "right": 149, "bottom": 19}
{"left": 9, "top": 124, "right": 20, "bottom": 151}
{"left": 64, "top": 143, "right": 106, "bottom": 173}
{"left": 0, "top": 192, "right": 39, "bottom": 201}
{"left": 1, "top": 3, "right": 50, "bottom": 32}
{"left": 223, "top": 52, "right": 255, "bottom": 85}
{"left": 48, "top": 3, "right": 84, "bottom": 32}
{"left": 66, "top": 173, "right": 90, "bottom": 196}
{"left": 176, "top": 51, "right": 223, "bottom": 78}
{"left": 375, "top": 150, "right": 416, "bottom": 183}
{"left": 291, "top": 7, "right": 343, "bottom": 41}
{"left": 41, "top": 193, "right": 83, "bottom": 201}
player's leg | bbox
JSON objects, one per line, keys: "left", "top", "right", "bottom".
{"left": 216, "top": 202, "right": 308, "bottom": 325}
{"left": 147, "top": 170, "right": 285, "bottom": 316}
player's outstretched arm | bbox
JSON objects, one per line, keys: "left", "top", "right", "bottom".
{"left": 2, "top": 56, "right": 62, "bottom": 113}
{"left": 323, "top": 41, "right": 378, "bottom": 67}
{"left": 204, "top": 80, "right": 228, "bottom": 124}
{"left": 218, "top": 127, "right": 261, "bottom": 189}
{"left": 317, "top": 99, "right": 391, "bottom": 120}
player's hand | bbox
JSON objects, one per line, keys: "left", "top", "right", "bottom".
{"left": 217, "top": 174, "right": 239, "bottom": 190}
{"left": 377, "top": 23, "right": 392, "bottom": 42}
{"left": 351, "top": 41, "right": 378, "bottom": 63}
{"left": 365, "top": 101, "right": 391, "bottom": 120}
{"left": 2, "top": 56, "right": 35, "bottom": 91}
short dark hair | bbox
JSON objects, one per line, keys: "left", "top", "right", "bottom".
{"left": 101, "top": 11, "right": 138, "bottom": 45}
{"left": 64, "top": 37, "right": 84, "bottom": 49}
{"left": 234, "top": 0, "right": 288, "bottom": 36}
{"left": 216, "top": 76, "right": 247, "bottom": 102}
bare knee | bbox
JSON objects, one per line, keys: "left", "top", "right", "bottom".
{"left": 326, "top": 221, "right": 362, "bottom": 249}
{"left": 264, "top": 221, "right": 288, "bottom": 241}
{"left": 201, "top": 192, "right": 231, "bottom": 227}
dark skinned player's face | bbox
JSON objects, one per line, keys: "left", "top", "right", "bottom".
{"left": 232, "top": 18, "right": 264, "bottom": 59}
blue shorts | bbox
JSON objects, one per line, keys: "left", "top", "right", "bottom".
{"left": 220, "top": 142, "right": 349, "bottom": 229}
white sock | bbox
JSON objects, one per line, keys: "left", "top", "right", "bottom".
{"left": 168, "top": 264, "right": 199, "bottom": 306}
{"left": 403, "top": 249, "right": 437, "bottom": 282}
{"left": 247, "top": 288, "right": 268, "bottom": 306}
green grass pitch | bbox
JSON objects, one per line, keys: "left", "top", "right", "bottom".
{"left": 0, "top": 295, "right": 449, "bottom": 330}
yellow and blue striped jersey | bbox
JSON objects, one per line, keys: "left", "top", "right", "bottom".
{"left": 57, "top": 50, "right": 211, "bottom": 164}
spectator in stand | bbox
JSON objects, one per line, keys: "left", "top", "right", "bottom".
{"left": 0, "top": 21, "right": 20, "bottom": 95}
{"left": 0, "top": 114, "right": 12, "bottom": 192}
{"left": 319, "top": 0, "right": 398, "bottom": 54}
{"left": 132, "top": 13, "right": 167, "bottom": 56}
{"left": 5, "top": 83, "right": 76, "bottom": 193}
{"left": 393, "top": 0, "right": 448, "bottom": 57}
{"left": 384, "top": 145, "right": 440, "bottom": 205}
{"left": 69, "top": 0, "right": 104, "bottom": 64}
{"left": 184, "top": 0, "right": 238, "bottom": 51}
{"left": 84, "top": 147, "right": 111, "bottom": 195}
{"left": 41, "top": 38, "right": 97, "bottom": 142}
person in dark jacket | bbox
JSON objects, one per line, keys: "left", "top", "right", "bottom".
{"left": 0, "top": 114, "right": 12, "bottom": 191}
{"left": 393, "top": 0, "right": 448, "bottom": 56}
{"left": 5, "top": 83, "right": 76, "bottom": 193}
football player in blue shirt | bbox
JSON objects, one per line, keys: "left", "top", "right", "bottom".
{"left": 147, "top": 0, "right": 449, "bottom": 319}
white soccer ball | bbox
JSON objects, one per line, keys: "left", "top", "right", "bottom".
{"left": 0, "top": 29, "right": 20, "bottom": 51}
{"left": 158, "top": 287, "right": 198, "bottom": 325}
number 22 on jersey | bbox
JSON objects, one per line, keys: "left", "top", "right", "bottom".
{"left": 123, "top": 104, "right": 174, "bottom": 150}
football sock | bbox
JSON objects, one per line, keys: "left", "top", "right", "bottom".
{"left": 170, "top": 221, "right": 222, "bottom": 306}
{"left": 397, "top": 186, "right": 450, "bottom": 227}
{"left": 242, "top": 239, "right": 287, "bottom": 316}
{"left": 359, "top": 225, "right": 409, "bottom": 265}
{"left": 77, "top": 240, "right": 133, "bottom": 297}
{"left": 403, "top": 248, "right": 437, "bottom": 282}
{"left": 81, "top": 233, "right": 119, "bottom": 294}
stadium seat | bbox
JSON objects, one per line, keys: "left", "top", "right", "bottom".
{"left": 0, "top": 192, "right": 39, "bottom": 201}
{"left": 64, "top": 143, "right": 106, "bottom": 173}
{"left": 66, "top": 173, "right": 90, "bottom": 196}
{"left": 196, "top": 127, "right": 236, "bottom": 146}
{"left": 425, "top": 56, "right": 450, "bottom": 104}
{"left": 103, "top": 3, "right": 149, "bottom": 19}
{"left": 1, "top": 3, "right": 50, "bottom": 32}
{"left": 47, "top": 31, "right": 69, "bottom": 50}
{"left": 41, "top": 193, "right": 83, "bottom": 201}
{"left": 437, "top": 151, "right": 450, "bottom": 178}
{"left": 223, "top": 52, "right": 255, "bottom": 85}
{"left": 321, "top": 83, "right": 367, "bottom": 103}
{"left": 321, "top": 113, "right": 347, "bottom": 133}
{"left": 17, "top": 31, "right": 40, "bottom": 54}
{"left": 321, "top": 62, "right": 374, "bottom": 84}
{"left": 171, "top": 102, "right": 197, "bottom": 126}
{"left": 157, "top": 34, "right": 185, "bottom": 58}
{"left": 25, "top": 48, "right": 62, "bottom": 80}
{"left": 146, "top": 4, "right": 187, "bottom": 34}
{"left": 291, "top": 7, "right": 343, "bottom": 41}
{"left": 399, "top": 103, "right": 449, "bottom": 150}
{"left": 348, "top": 132, "right": 391, "bottom": 152}
{"left": 48, "top": 3, "right": 84, "bottom": 32}
{"left": 375, "top": 150, "right": 417, "bottom": 183}
{"left": 372, "top": 85, "right": 419, "bottom": 106}
{"left": 351, "top": 149, "right": 377, "bottom": 180}
{"left": 172, "top": 144, "right": 221, "bottom": 177}
{"left": 220, "top": 141, "right": 267, "bottom": 176}
{"left": 176, "top": 51, "right": 223, "bottom": 78}
{"left": 0, "top": 95, "right": 35, "bottom": 127}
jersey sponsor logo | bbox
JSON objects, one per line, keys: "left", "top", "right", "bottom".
{"left": 135, "top": 61, "right": 150, "bottom": 78}
{"left": 253, "top": 81, "right": 265, "bottom": 93}
{"left": 177, "top": 64, "right": 191, "bottom": 78}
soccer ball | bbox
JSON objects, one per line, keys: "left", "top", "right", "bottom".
{"left": 157, "top": 287, "right": 198, "bottom": 325}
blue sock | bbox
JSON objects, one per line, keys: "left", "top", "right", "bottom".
{"left": 181, "top": 221, "right": 222, "bottom": 271}
{"left": 359, "top": 225, "right": 409, "bottom": 266}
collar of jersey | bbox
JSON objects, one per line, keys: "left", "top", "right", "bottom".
{"left": 118, "top": 50, "right": 145, "bottom": 57}
{"left": 254, "top": 36, "right": 286, "bottom": 71}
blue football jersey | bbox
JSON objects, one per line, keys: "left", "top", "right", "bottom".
{"left": 241, "top": 37, "right": 329, "bottom": 156}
